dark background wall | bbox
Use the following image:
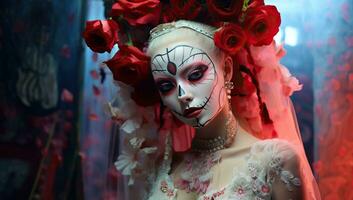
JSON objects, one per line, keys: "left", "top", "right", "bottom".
{"left": 0, "top": 0, "right": 86, "bottom": 199}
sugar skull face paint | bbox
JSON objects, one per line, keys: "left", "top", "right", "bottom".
{"left": 150, "top": 41, "right": 228, "bottom": 128}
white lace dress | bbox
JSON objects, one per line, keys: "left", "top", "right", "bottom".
{"left": 148, "top": 138, "right": 302, "bottom": 200}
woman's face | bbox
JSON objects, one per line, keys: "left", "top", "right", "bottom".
{"left": 148, "top": 28, "right": 228, "bottom": 128}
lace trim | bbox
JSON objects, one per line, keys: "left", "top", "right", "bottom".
{"left": 149, "top": 140, "right": 302, "bottom": 200}
{"left": 269, "top": 155, "right": 301, "bottom": 191}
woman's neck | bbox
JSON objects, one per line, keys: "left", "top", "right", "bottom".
{"left": 194, "top": 105, "right": 232, "bottom": 140}
{"left": 193, "top": 105, "right": 260, "bottom": 150}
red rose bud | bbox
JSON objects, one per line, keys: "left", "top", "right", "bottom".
{"left": 214, "top": 23, "right": 246, "bottom": 55}
{"left": 170, "top": 0, "right": 201, "bottom": 20}
{"left": 111, "top": 0, "right": 161, "bottom": 26}
{"left": 206, "top": 0, "right": 244, "bottom": 21}
{"left": 247, "top": 0, "right": 265, "bottom": 9}
{"left": 105, "top": 45, "right": 150, "bottom": 86}
{"left": 83, "top": 20, "right": 119, "bottom": 53}
{"left": 244, "top": 5, "right": 281, "bottom": 46}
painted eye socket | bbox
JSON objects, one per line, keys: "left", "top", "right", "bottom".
{"left": 157, "top": 80, "right": 175, "bottom": 94}
{"left": 188, "top": 65, "right": 208, "bottom": 82}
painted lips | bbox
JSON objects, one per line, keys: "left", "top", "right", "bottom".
{"left": 183, "top": 107, "right": 202, "bottom": 118}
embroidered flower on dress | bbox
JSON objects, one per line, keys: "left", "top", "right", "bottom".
{"left": 176, "top": 152, "right": 221, "bottom": 194}
{"left": 228, "top": 173, "right": 252, "bottom": 199}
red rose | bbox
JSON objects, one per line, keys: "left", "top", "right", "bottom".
{"left": 248, "top": 0, "right": 264, "bottom": 9}
{"left": 131, "top": 74, "right": 160, "bottom": 106}
{"left": 214, "top": 23, "right": 247, "bottom": 55}
{"left": 161, "top": 5, "right": 177, "bottom": 23}
{"left": 244, "top": 5, "right": 281, "bottom": 46}
{"left": 83, "top": 20, "right": 119, "bottom": 53}
{"left": 170, "top": 0, "right": 201, "bottom": 20}
{"left": 105, "top": 45, "right": 150, "bottom": 86}
{"left": 111, "top": 0, "right": 161, "bottom": 26}
{"left": 206, "top": 0, "right": 244, "bottom": 21}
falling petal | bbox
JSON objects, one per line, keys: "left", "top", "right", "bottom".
{"left": 61, "top": 89, "right": 74, "bottom": 103}
{"left": 90, "top": 70, "right": 99, "bottom": 80}
{"left": 89, "top": 113, "right": 99, "bottom": 121}
{"left": 341, "top": 2, "right": 350, "bottom": 22}
{"left": 78, "top": 152, "right": 87, "bottom": 160}
{"left": 60, "top": 44, "right": 71, "bottom": 59}
{"left": 93, "top": 85, "right": 101, "bottom": 96}
{"left": 92, "top": 52, "right": 98, "bottom": 62}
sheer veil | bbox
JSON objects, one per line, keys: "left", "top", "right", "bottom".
{"left": 231, "top": 42, "right": 322, "bottom": 199}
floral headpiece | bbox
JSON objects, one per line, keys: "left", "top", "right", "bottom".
{"left": 83, "top": 0, "right": 281, "bottom": 107}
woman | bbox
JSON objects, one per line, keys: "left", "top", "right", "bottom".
{"left": 146, "top": 20, "right": 308, "bottom": 200}
{"left": 83, "top": 0, "right": 321, "bottom": 199}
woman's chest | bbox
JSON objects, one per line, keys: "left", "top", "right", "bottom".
{"left": 159, "top": 151, "right": 273, "bottom": 200}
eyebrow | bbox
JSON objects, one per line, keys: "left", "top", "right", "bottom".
{"left": 179, "top": 60, "right": 213, "bottom": 76}
{"left": 177, "top": 52, "right": 208, "bottom": 69}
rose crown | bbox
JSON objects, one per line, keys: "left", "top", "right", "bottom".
{"left": 83, "top": 0, "right": 282, "bottom": 107}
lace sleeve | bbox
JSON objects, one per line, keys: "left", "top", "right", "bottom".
{"left": 266, "top": 140, "right": 303, "bottom": 200}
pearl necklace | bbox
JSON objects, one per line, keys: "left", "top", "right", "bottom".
{"left": 191, "top": 111, "right": 238, "bottom": 153}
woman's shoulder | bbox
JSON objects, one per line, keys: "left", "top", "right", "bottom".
{"left": 248, "top": 138, "right": 300, "bottom": 165}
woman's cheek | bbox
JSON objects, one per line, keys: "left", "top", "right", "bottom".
{"left": 162, "top": 94, "right": 179, "bottom": 111}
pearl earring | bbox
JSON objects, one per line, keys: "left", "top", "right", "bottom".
{"left": 225, "top": 81, "right": 234, "bottom": 101}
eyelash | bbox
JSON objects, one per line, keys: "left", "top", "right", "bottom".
{"left": 188, "top": 65, "right": 208, "bottom": 82}
{"left": 157, "top": 80, "right": 175, "bottom": 94}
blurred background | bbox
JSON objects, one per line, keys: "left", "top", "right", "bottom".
{"left": 0, "top": 0, "right": 352, "bottom": 199}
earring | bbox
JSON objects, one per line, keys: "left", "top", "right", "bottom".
{"left": 224, "top": 80, "right": 238, "bottom": 148}
{"left": 225, "top": 81, "right": 234, "bottom": 101}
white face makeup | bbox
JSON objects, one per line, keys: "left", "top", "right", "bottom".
{"left": 148, "top": 29, "right": 228, "bottom": 128}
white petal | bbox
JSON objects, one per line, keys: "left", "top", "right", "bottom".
{"left": 122, "top": 162, "right": 137, "bottom": 175}
{"left": 128, "top": 177, "right": 135, "bottom": 186}
{"left": 129, "top": 137, "right": 145, "bottom": 149}
{"left": 141, "top": 147, "right": 158, "bottom": 154}
{"left": 121, "top": 117, "right": 142, "bottom": 133}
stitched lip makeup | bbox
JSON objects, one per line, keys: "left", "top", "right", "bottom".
{"left": 183, "top": 107, "right": 202, "bottom": 118}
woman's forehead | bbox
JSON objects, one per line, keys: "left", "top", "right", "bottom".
{"left": 147, "top": 28, "right": 217, "bottom": 59}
